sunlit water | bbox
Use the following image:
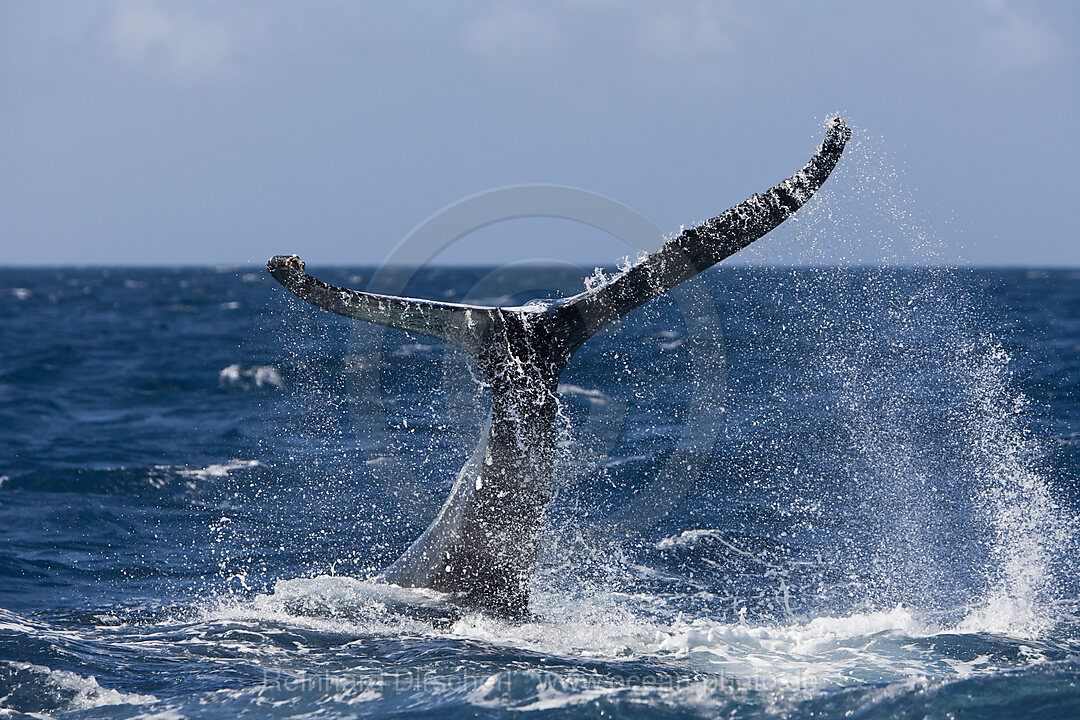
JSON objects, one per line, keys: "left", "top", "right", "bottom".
{"left": 1, "top": 262, "right": 1078, "bottom": 718}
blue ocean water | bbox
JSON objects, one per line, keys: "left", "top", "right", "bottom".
{"left": 1, "top": 265, "right": 1078, "bottom": 718}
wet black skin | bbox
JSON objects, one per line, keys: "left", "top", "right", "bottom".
{"left": 268, "top": 118, "right": 852, "bottom": 616}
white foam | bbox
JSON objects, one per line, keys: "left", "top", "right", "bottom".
{"left": 650, "top": 606, "right": 956, "bottom": 690}
{"left": 393, "top": 342, "right": 435, "bottom": 356}
{"left": 126, "top": 711, "right": 186, "bottom": 720}
{"left": 0, "top": 610, "right": 39, "bottom": 635}
{"left": 202, "top": 575, "right": 454, "bottom": 638}
{"left": 252, "top": 366, "right": 283, "bottom": 388}
{"left": 655, "top": 606, "right": 921, "bottom": 657}
{"left": 957, "top": 591, "right": 1049, "bottom": 638}
{"left": 177, "top": 459, "right": 262, "bottom": 480}
{"left": 5, "top": 661, "right": 156, "bottom": 711}
{"left": 601, "top": 454, "right": 648, "bottom": 469}
{"left": 468, "top": 670, "right": 619, "bottom": 711}
{"left": 454, "top": 585, "right": 1058, "bottom": 692}
{"left": 192, "top": 573, "right": 1057, "bottom": 701}
{"left": 219, "top": 364, "right": 283, "bottom": 389}
{"left": 557, "top": 384, "right": 610, "bottom": 405}
{"left": 655, "top": 528, "right": 726, "bottom": 550}
{"left": 218, "top": 364, "right": 244, "bottom": 386}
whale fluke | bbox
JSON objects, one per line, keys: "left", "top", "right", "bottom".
{"left": 267, "top": 254, "right": 498, "bottom": 358}
{"left": 553, "top": 117, "right": 851, "bottom": 354}
{"left": 268, "top": 118, "right": 851, "bottom": 616}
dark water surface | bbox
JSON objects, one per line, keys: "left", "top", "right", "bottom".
{"left": 1, "top": 265, "right": 1078, "bottom": 718}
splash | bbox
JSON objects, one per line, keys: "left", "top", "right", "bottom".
{"left": 583, "top": 266, "right": 610, "bottom": 292}
{"left": 190, "top": 574, "right": 1057, "bottom": 706}
{"left": 535, "top": 122, "right": 1076, "bottom": 641}
{"left": 752, "top": 124, "right": 1076, "bottom": 633}
{"left": 1, "top": 661, "right": 156, "bottom": 713}
{"left": 958, "top": 342, "right": 1073, "bottom": 636}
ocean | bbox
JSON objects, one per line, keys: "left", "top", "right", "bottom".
{"left": 1, "top": 264, "right": 1078, "bottom": 718}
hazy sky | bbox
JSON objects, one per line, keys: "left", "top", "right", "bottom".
{"left": 2, "top": 1, "right": 1077, "bottom": 267}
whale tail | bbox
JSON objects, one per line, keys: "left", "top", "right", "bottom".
{"left": 268, "top": 117, "right": 850, "bottom": 365}
{"left": 266, "top": 254, "right": 499, "bottom": 359}
{"left": 268, "top": 118, "right": 851, "bottom": 615}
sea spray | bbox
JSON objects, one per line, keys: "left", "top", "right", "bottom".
{"left": 958, "top": 341, "right": 1073, "bottom": 636}
{"left": 533, "top": 125, "right": 1077, "bottom": 637}
{"left": 751, "top": 127, "right": 1073, "bottom": 631}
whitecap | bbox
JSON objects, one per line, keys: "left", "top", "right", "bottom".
{"left": 219, "top": 364, "right": 283, "bottom": 389}
{"left": 557, "top": 383, "right": 610, "bottom": 405}
{"left": 252, "top": 366, "right": 283, "bottom": 388}
{"left": 4, "top": 661, "right": 157, "bottom": 711}
{"left": 177, "top": 459, "right": 263, "bottom": 481}
{"left": 201, "top": 575, "right": 455, "bottom": 637}
{"left": 601, "top": 454, "right": 648, "bottom": 469}
{"left": 649, "top": 606, "right": 934, "bottom": 688}
{"left": 393, "top": 342, "right": 435, "bottom": 357}
{"left": 655, "top": 528, "right": 727, "bottom": 550}
{"left": 219, "top": 364, "right": 244, "bottom": 387}
{"left": 467, "top": 670, "right": 619, "bottom": 711}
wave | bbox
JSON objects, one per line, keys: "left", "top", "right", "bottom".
{"left": 4, "top": 287, "right": 32, "bottom": 300}
{"left": 202, "top": 576, "right": 460, "bottom": 636}
{"left": 219, "top": 364, "right": 283, "bottom": 389}
{"left": 0, "top": 660, "right": 156, "bottom": 714}
{"left": 1, "top": 576, "right": 1074, "bottom": 718}
{"left": 654, "top": 528, "right": 726, "bottom": 550}
{"left": 557, "top": 383, "right": 610, "bottom": 405}
{"left": 392, "top": 343, "right": 436, "bottom": 357}
{"left": 1, "top": 459, "right": 264, "bottom": 496}
{"left": 190, "top": 574, "right": 1065, "bottom": 696}
{"left": 176, "top": 459, "right": 263, "bottom": 481}
{"left": 468, "top": 671, "right": 621, "bottom": 711}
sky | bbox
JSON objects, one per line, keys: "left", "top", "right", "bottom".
{"left": 1, "top": 0, "right": 1078, "bottom": 267}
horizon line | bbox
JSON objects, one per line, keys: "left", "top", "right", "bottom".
{"left": 2, "top": 262, "right": 1078, "bottom": 272}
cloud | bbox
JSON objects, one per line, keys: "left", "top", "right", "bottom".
{"left": 462, "top": 2, "right": 565, "bottom": 65}
{"left": 625, "top": 0, "right": 751, "bottom": 62}
{"left": 458, "top": 0, "right": 758, "bottom": 86}
{"left": 969, "top": 0, "right": 1064, "bottom": 71}
{"left": 103, "top": 0, "right": 237, "bottom": 81}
